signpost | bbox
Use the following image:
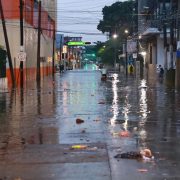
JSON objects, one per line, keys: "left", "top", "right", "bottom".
{"left": 17, "top": 51, "right": 26, "bottom": 62}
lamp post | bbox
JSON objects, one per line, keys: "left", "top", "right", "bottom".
{"left": 124, "top": 29, "right": 129, "bottom": 76}
{"left": 113, "top": 34, "right": 118, "bottom": 72}
{"left": 37, "top": 0, "right": 41, "bottom": 84}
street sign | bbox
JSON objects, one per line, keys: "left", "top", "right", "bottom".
{"left": 17, "top": 52, "right": 26, "bottom": 62}
{"left": 67, "top": 41, "right": 91, "bottom": 46}
{"left": 176, "top": 51, "right": 180, "bottom": 58}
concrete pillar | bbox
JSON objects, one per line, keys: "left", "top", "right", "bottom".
{"left": 152, "top": 43, "right": 157, "bottom": 64}
{"left": 148, "top": 42, "right": 157, "bottom": 83}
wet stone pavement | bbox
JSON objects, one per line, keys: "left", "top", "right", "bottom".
{"left": 0, "top": 69, "right": 180, "bottom": 180}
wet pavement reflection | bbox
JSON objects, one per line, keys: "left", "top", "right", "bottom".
{"left": 0, "top": 69, "right": 180, "bottom": 179}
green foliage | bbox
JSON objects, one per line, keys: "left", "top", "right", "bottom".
{"left": 97, "top": 0, "right": 137, "bottom": 36}
{"left": 95, "top": 40, "right": 122, "bottom": 65}
{"left": 82, "top": 46, "right": 97, "bottom": 62}
{"left": 96, "top": 0, "right": 137, "bottom": 65}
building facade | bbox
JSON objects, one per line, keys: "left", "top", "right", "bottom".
{"left": 138, "top": 0, "right": 178, "bottom": 81}
{"left": 0, "top": 0, "right": 57, "bottom": 86}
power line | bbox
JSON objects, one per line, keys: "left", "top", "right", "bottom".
{"left": 0, "top": 21, "right": 106, "bottom": 36}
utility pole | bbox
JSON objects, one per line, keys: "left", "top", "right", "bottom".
{"left": 170, "top": 0, "right": 174, "bottom": 69}
{"left": 163, "top": 0, "right": 168, "bottom": 71}
{"left": 52, "top": 28, "right": 55, "bottom": 79}
{"left": 125, "top": 40, "right": 128, "bottom": 77}
{"left": 19, "top": 0, "right": 24, "bottom": 88}
{"left": 0, "top": 0, "right": 15, "bottom": 87}
{"left": 36, "top": 0, "right": 41, "bottom": 83}
{"left": 59, "top": 35, "right": 62, "bottom": 62}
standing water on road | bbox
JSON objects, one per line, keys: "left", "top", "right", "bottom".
{"left": 0, "top": 69, "right": 180, "bottom": 179}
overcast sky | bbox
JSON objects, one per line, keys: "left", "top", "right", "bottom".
{"left": 57, "top": 0, "right": 123, "bottom": 42}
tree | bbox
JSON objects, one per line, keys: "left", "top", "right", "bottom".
{"left": 96, "top": 0, "right": 137, "bottom": 65}
{"left": 97, "top": 0, "right": 137, "bottom": 38}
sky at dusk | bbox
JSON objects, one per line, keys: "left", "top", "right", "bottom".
{"left": 57, "top": 0, "right": 125, "bottom": 42}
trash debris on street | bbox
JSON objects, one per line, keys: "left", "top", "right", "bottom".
{"left": 93, "top": 118, "right": 101, "bottom": 122}
{"left": 114, "top": 149, "right": 154, "bottom": 161}
{"left": 112, "top": 131, "right": 130, "bottom": 137}
{"left": 114, "top": 151, "right": 142, "bottom": 159}
{"left": 87, "top": 147, "right": 98, "bottom": 151}
{"left": 71, "top": 145, "right": 88, "bottom": 150}
{"left": 137, "top": 169, "right": 148, "bottom": 173}
{"left": 98, "top": 100, "right": 105, "bottom": 104}
{"left": 76, "top": 118, "right": 84, "bottom": 124}
{"left": 81, "top": 129, "right": 86, "bottom": 133}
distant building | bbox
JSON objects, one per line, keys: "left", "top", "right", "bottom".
{"left": 56, "top": 34, "right": 64, "bottom": 49}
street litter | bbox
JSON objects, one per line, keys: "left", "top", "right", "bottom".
{"left": 71, "top": 145, "right": 88, "bottom": 150}
{"left": 76, "top": 118, "right": 84, "bottom": 124}
{"left": 88, "top": 147, "right": 98, "bottom": 151}
{"left": 120, "top": 131, "right": 130, "bottom": 137}
{"left": 81, "top": 129, "right": 86, "bottom": 133}
{"left": 112, "top": 131, "right": 130, "bottom": 137}
{"left": 114, "top": 149, "right": 154, "bottom": 161}
{"left": 70, "top": 145, "right": 98, "bottom": 151}
{"left": 98, "top": 101, "right": 105, "bottom": 104}
{"left": 137, "top": 169, "right": 148, "bottom": 173}
{"left": 93, "top": 118, "right": 101, "bottom": 122}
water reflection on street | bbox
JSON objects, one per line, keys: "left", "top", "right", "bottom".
{"left": 0, "top": 68, "right": 180, "bottom": 179}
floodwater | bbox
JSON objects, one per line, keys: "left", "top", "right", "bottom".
{"left": 0, "top": 67, "right": 180, "bottom": 179}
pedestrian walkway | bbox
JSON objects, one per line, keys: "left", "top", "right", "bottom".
{"left": 0, "top": 70, "right": 180, "bottom": 179}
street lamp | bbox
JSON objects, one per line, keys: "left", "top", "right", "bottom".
{"left": 113, "top": 34, "right": 118, "bottom": 71}
{"left": 113, "top": 34, "right": 118, "bottom": 39}
{"left": 125, "top": 29, "right": 129, "bottom": 34}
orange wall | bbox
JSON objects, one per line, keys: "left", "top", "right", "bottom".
{"left": 1, "top": 0, "right": 20, "bottom": 19}
{"left": 6, "top": 66, "right": 53, "bottom": 87}
{"left": 0, "top": 0, "right": 55, "bottom": 39}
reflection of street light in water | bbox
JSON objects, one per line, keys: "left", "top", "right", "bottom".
{"left": 139, "top": 79, "right": 148, "bottom": 146}
{"left": 140, "top": 51, "right": 147, "bottom": 76}
{"left": 122, "top": 96, "right": 130, "bottom": 131}
{"left": 112, "top": 34, "right": 118, "bottom": 71}
{"left": 110, "top": 74, "right": 119, "bottom": 126}
{"left": 139, "top": 80, "right": 148, "bottom": 119}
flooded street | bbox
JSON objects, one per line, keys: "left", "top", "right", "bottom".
{"left": 0, "top": 69, "right": 180, "bottom": 179}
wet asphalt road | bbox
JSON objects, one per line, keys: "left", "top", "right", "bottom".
{"left": 0, "top": 68, "right": 180, "bottom": 180}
